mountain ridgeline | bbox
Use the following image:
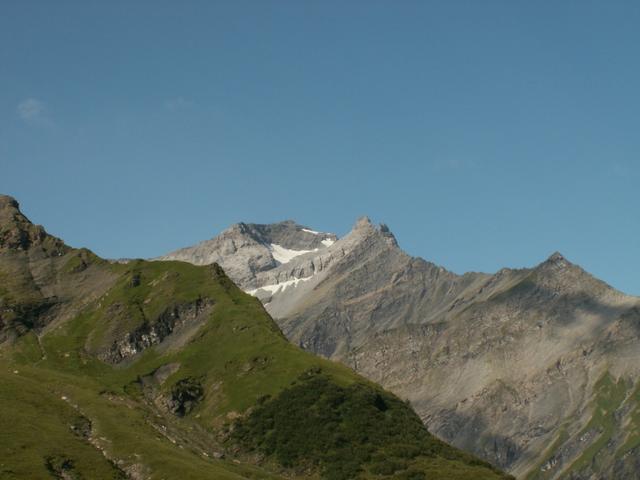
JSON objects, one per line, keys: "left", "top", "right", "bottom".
{"left": 0, "top": 194, "right": 509, "bottom": 480}
{"left": 160, "top": 216, "right": 640, "bottom": 479}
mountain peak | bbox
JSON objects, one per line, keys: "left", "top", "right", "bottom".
{"left": 348, "top": 216, "right": 398, "bottom": 247}
{"left": 0, "top": 195, "right": 23, "bottom": 228}
{"left": 547, "top": 251, "right": 566, "bottom": 262}
{"left": 0, "top": 194, "right": 35, "bottom": 247}
{"left": 541, "top": 251, "right": 573, "bottom": 269}
{"left": 529, "top": 252, "right": 571, "bottom": 275}
{"left": 353, "top": 216, "right": 374, "bottom": 230}
{"left": 0, "top": 194, "right": 67, "bottom": 254}
{"left": 0, "top": 194, "right": 20, "bottom": 212}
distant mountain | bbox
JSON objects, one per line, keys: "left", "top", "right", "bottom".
{"left": 0, "top": 195, "right": 509, "bottom": 480}
{"left": 156, "top": 220, "right": 338, "bottom": 290}
{"left": 161, "top": 216, "right": 640, "bottom": 479}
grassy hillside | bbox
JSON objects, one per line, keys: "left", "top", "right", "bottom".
{"left": 0, "top": 195, "right": 511, "bottom": 479}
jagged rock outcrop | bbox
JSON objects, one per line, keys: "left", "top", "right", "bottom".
{"left": 161, "top": 216, "right": 640, "bottom": 479}
{"left": 0, "top": 195, "right": 67, "bottom": 254}
{"left": 100, "top": 299, "right": 214, "bottom": 363}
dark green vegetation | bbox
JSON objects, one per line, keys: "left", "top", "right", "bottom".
{"left": 232, "top": 370, "right": 508, "bottom": 480}
{"left": 0, "top": 195, "right": 511, "bottom": 479}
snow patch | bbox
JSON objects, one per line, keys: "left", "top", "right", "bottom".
{"left": 302, "top": 229, "right": 335, "bottom": 247}
{"left": 246, "top": 275, "right": 313, "bottom": 296}
{"left": 270, "top": 243, "right": 316, "bottom": 264}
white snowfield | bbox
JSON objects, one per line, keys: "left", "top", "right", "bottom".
{"left": 302, "top": 228, "right": 335, "bottom": 247}
{"left": 247, "top": 275, "right": 313, "bottom": 296}
{"left": 270, "top": 243, "right": 318, "bottom": 264}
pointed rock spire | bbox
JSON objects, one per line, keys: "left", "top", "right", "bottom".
{"left": 543, "top": 251, "right": 572, "bottom": 268}
{"left": 353, "top": 216, "right": 374, "bottom": 231}
{"left": 0, "top": 194, "right": 19, "bottom": 211}
{"left": 547, "top": 251, "right": 566, "bottom": 263}
{"left": 346, "top": 216, "right": 398, "bottom": 247}
{"left": 0, "top": 194, "right": 67, "bottom": 253}
{"left": 535, "top": 251, "right": 578, "bottom": 274}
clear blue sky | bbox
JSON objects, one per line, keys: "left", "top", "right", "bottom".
{"left": 1, "top": 1, "right": 639, "bottom": 295}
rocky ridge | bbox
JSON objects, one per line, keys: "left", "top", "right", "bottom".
{"left": 160, "top": 216, "right": 640, "bottom": 479}
{"left": 156, "top": 220, "right": 338, "bottom": 290}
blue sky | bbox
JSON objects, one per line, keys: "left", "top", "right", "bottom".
{"left": 1, "top": 1, "right": 639, "bottom": 295}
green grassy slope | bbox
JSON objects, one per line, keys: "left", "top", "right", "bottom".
{"left": 0, "top": 195, "right": 511, "bottom": 479}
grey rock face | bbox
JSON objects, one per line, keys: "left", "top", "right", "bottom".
{"left": 157, "top": 220, "right": 337, "bottom": 290}
{"left": 158, "top": 217, "right": 640, "bottom": 479}
{"left": 99, "top": 299, "right": 214, "bottom": 364}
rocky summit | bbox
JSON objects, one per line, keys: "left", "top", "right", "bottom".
{"left": 161, "top": 216, "right": 640, "bottom": 479}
